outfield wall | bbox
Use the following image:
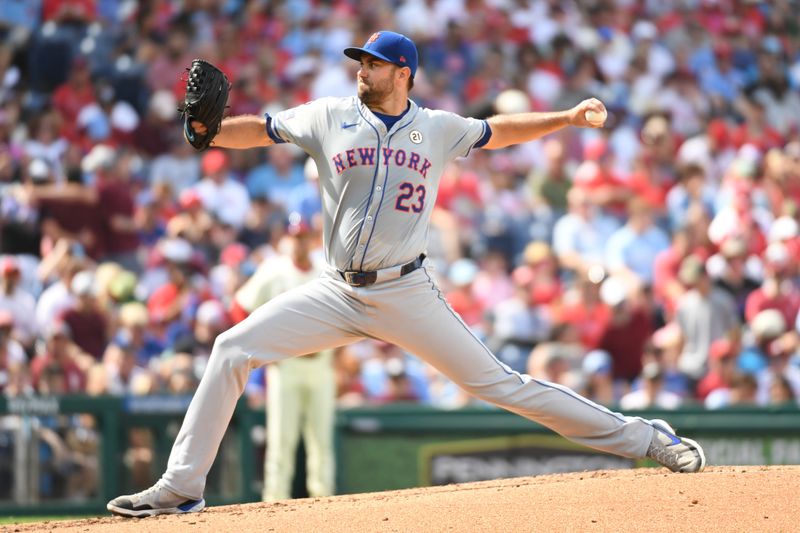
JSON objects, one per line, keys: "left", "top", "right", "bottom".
{"left": 0, "top": 396, "right": 797, "bottom": 516}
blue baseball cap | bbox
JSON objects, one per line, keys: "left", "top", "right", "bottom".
{"left": 344, "top": 31, "right": 418, "bottom": 78}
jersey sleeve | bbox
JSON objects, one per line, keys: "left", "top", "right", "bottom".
{"left": 434, "top": 111, "right": 491, "bottom": 161}
{"left": 265, "top": 98, "right": 334, "bottom": 153}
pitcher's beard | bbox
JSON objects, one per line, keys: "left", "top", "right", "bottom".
{"left": 358, "top": 80, "right": 394, "bottom": 107}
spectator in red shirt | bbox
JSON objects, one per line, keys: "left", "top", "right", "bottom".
{"left": 597, "top": 276, "right": 655, "bottom": 385}
{"left": 696, "top": 338, "right": 740, "bottom": 401}
{"left": 571, "top": 138, "right": 629, "bottom": 213}
{"left": 709, "top": 185, "right": 769, "bottom": 257}
{"left": 59, "top": 270, "right": 109, "bottom": 360}
{"left": 91, "top": 147, "right": 140, "bottom": 272}
{"left": 515, "top": 241, "right": 562, "bottom": 306}
{"left": 436, "top": 163, "right": 484, "bottom": 216}
{"left": 444, "top": 258, "right": 484, "bottom": 330}
{"left": 42, "top": 0, "right": 95, "bottom": 23}
{"left": 166, "top": 189, "right": 214, "bottom": 249}
{"left": 29, "top": 172, "right": 104, "bottom": 260}
{"left": 30, "top": 321, "right": 87, "bottom": 394}
{"left": 744, "top": 242, "right": 800, "bottom": 328}
{"left": 555, "top": 273, "right": 612, "bottom": 351}
{"left": 730, "top": 98, "right": 784, "bottom": 152}
{"left": 51, "top": 58, "right": 95, "bottom": 141}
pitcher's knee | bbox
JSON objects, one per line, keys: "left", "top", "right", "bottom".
{"left": 209, "top": 330, "right": 249, "bottom": 368}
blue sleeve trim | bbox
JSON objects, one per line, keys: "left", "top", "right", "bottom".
{"left": 473, "top": 120, "right": 492, "bottom": 148}
{"left": 264, "top": 113, "right": 286, "bottom": 144}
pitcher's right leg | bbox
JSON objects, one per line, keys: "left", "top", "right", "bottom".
{"left": 373, "top": 268, "right": 705, "bottom": 470}
{"left": 108, "top": 277, "right": 363, "bottom": 517}
{"left": 368, "top": 269, "right": 677, "bottom": 462}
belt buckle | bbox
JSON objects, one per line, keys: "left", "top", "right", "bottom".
{"left": 343, "top": 271, "right": 370, "bottom": 287}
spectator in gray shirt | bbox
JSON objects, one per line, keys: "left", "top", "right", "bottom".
{"left": 675, "top": 255, "right": 740, "bottom": 387}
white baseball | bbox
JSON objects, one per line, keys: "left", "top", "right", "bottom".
{"left": 585, "top": 108, "right": 607, "bottom": 125}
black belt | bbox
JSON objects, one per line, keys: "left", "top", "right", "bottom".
{"left": 339, "top": 254, "right": 425, "bottom": 287}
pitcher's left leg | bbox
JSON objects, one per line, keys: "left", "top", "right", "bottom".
{"left": 370, "top": 269, "right": 651, "bottom": 458}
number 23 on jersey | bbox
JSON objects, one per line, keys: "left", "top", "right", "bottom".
{"left": 395, "top": 182, "right": 426, "bottom": 213}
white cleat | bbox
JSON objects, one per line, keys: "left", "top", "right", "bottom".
{"left": 107, "top": 483, "right": 205, "bottom": 518}
{"left": 646, "top": 419, "right": 706, "bottom": 473}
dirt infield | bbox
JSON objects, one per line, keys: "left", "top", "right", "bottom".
{"left": 7, "top": 466, "right": 800, "bottom": 532}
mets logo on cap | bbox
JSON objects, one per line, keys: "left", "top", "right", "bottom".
{"left": 368, "top": 32, "right": 381, "bottom": 43}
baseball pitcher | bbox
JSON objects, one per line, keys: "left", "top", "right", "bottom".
{"left": 108, "top": 31, "right": 705, "bottom": 518}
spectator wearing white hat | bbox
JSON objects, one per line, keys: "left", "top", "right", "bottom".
{"left": 190, "top": 299, "right": 230, "bottom": 362}
{"left": 442, "top": 258, "right": 484, "bottom": 330}
{"left": 143, "top": 238, "right": 201, "bottom": 354}
{"left": 739, "top": 308, "right": 788, "bottom": 374}
{"left": 597, "top": 275, "right": 654, "bottom": 386}
{"left": 26, "top": 152, "right": 103, "bottom": 259}
{"left": 147, "top": 238, "right": 200, "bottom": 324}
{"left": 59, "top": 269, "right": 109, "bottom": 360}
{"left": 709, "top": 163, "right": 773, "bottom": 253}
{"left": 707, "top": 235, "right": 761, "bottom": 318}
{"left": 630, "top": 19, "right": 675, "bottom": 81}
{"left": 744, "top": 242, "right": 800, "bottom": 329}
{"left": 92, "top": 147, "right": 141, "bottom": 272}
{"left": 134, "top": 89, "right": 182, "bottom": 158}
{"left": 676, "top": 119, "right": 736, "bottom": 186}
{"left": 768, "top": 215, "right": 799, "bottom": 245}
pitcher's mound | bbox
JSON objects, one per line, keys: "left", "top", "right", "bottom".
{"left": 14, "top": 466, "right": 800, "bottom": 532}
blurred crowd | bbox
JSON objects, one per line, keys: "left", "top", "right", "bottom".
{"left": 0, "top": 0, "right": 800, "bottom": 416}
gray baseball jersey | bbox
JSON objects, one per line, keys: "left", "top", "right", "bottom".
{"left": 159, "top": 97, "right": 657, "bottom": 500}
{"left": 267, "top": 96, "right": 486, "bottom": 271}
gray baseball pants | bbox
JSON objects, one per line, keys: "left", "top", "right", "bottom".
{"left": 160, "top": 265, "right": 654, "bottom": 499}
